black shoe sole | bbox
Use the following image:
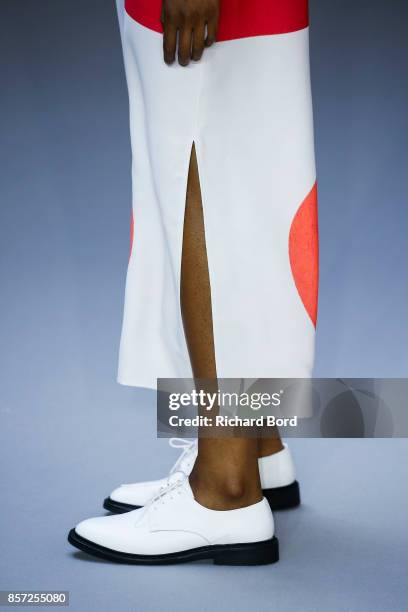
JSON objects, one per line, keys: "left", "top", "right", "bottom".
{"left": 263, "top": 480, "right": 301, "bottom": 511}
{"left": 103, "top": 497, "right": 140, "bottom": 513}
{"left": 103, "top": 480, "right": 300, "bottom": 515}
{"left": 68, "top": 529, "right": 279, "bottom": 566}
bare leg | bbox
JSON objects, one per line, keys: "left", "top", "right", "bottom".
{"left": 179, "top": 144, "right": 217, "bottom": 380}
{"left": 181, "top": 144, "right": 271, "bottom": 510}
{"left": 258, "top": 437, "right": 284, "bottom": 457}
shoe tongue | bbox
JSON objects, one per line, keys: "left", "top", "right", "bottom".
{"left": 165, "top": 474, "right": 194, "bottom": 501}
{"left": 179, "top": 477, "right": 194, "bottom": 499}
{"left": 170, "top": 442, "right": 198, "bottom": 476}
{"left": 168, "top": 471, "right": 184, "bottom": 485}
{"left": 150, "top": 474, "right": 193, "bottom": 510}
{"left": 147, "top": 477, "right": 195, "bottom": 530}
{"left": 179, "top": 448, "right": 197, "bottom": 473}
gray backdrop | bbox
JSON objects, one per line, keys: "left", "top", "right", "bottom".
{"left": 1, "top": 1, "right": 407, "bottom": 611}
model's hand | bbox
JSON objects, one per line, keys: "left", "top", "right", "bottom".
{"left": 161, "top": 0, "right": 220, "bottom": 66}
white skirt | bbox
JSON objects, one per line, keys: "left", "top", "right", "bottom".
{"left": 116, "top": 0, "right": 319, "bottom": 389}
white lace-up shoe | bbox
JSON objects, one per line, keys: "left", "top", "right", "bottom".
{"left": 69, "top": 478, "right": 279, "bottom": 565}
{"left": 103, "top": 439, "right": 300, "bottom": 514}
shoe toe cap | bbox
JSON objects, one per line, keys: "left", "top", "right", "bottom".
{"left": 75, "top": 515, "right": 112, "bottom": 546}
{"left": 74, "top": 510, "right": 145, "bottom": 553}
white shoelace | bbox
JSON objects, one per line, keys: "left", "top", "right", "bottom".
{"left": 152, "top": 438, "right": 197, "bottom": 500}
{"left": 148, "top": 476, "right": 186, "bottom": 511}
{"left": 168, "top": 438, "right": 197, "bottom": 476}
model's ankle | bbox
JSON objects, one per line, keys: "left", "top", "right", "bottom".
{"left": 257, "top": 438, "right": 284, "bottom": 458}
{"left": 189, "top": 471, "right": 262, "bottom": 511}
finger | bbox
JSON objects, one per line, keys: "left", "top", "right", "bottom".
{"left": 178, "top": 27, "right": 193, "bottom": 66}
{"left": 163, "top": 19, "right": 177, "bottom": 65}
{"left": 205, "top": 17, "right": 218, "bottom": 47}
{"left": 192, "top": 22, "right": 205, "bottom": 61}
